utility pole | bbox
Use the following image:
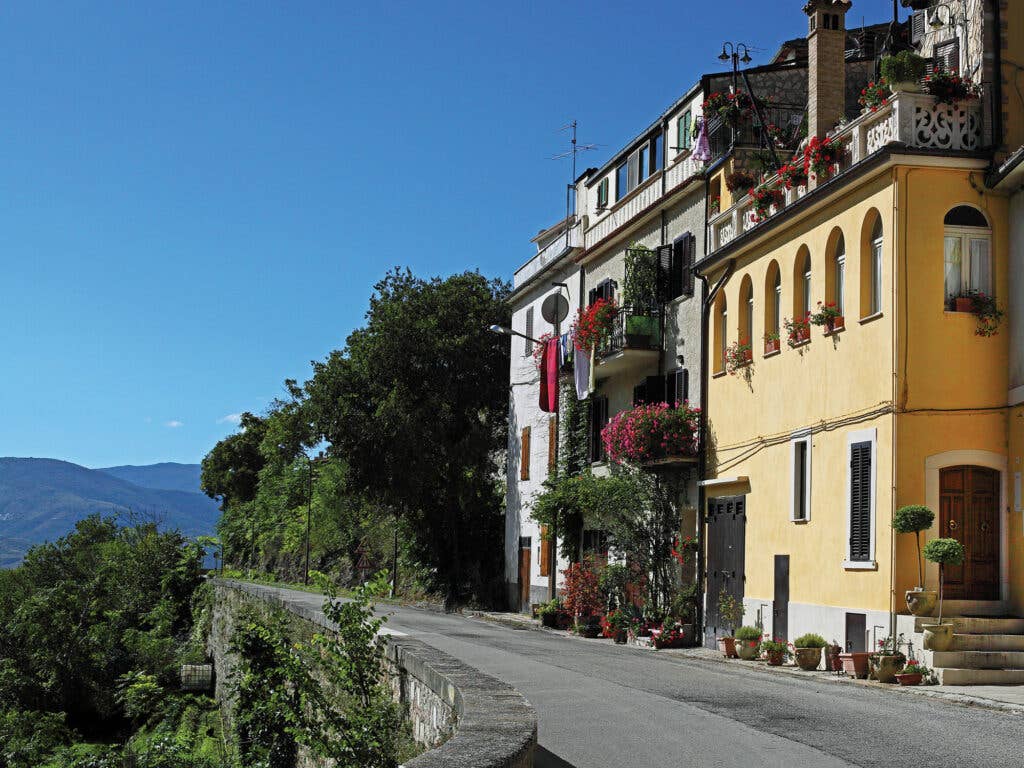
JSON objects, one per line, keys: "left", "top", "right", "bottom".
{"left": 303, "top": 454, "right": 314, "bottom": 585}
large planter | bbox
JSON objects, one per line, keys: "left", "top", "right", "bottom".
{"left": 766, "top": 649, "right": 785, "bottom": 666}
{"left": 869, "top": 654, "right": 905, "bottom": 684}
{"left": 895, "top": 672, "right": 923, "bottom": 686}
{"left": 890, "top": 80, "right": 923, "bottom": 94}
{"left": 717, "top": 637, "right": 738, "bottom": 658}
{"left": 955, "top": 296, "right": 974, "bottom": 313}
{"left": 922, "top": 623, "right": 954, "bottom": 651}
{"left": 839, "top": 652, "right": 871, "bottom": 679}
{"left": 794, "top": 647, "right": 822, "bottom": 671}
{"left": 613, "top": 629, "right": 628, "bottom": 645}
{"left": 825, "top": 645, "right": 843, "bottom": 672}
{"left": 905, "top": 589, "right": 938, "bottom": 617}
{"left": 736, "top": 640, "right": 760, "bottom": 660}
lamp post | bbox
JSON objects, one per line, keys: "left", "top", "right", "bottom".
{"left": 489, "top": 322, "right": 560, "bottom": 601}
{"left": 718, "top": 42, "right": 752, "bottom": 94}
{"left": 300, "top": 451, "right": 323, "bottom": 586}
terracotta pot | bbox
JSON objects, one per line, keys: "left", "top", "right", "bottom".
{"left": 736, "top": 639, "right": 760, "bottom": 660}
{"left": 613, "top": 629, "right": 628, "bottom": 645}
{"left": 870, "top": 654, "right": 905, "bottom": 684}
{"left": 764, "top": 338, "right": 780, "bottom": 354}
{"left": 839, "top": 652, "right": 871, "bottom": 679}
{"left": 766, "top": 649, "right": 785, "bottom": 666}
{"left": 827, "top": 315, "right": 844, "bottom": 332}
{"left": 825, "top": 645, "right": 843, "bottom": 671}
{"left": 895, "top": 672, "right": 922, "bottom": 686}
{"left": 717, "top": 637, "right": 738, "bottom": 658}
{"left": 794, "top": 647, "right": 822, "bottom": 671}
{"left": 955, "top": 296, "right": 973, "bottom": 313}
{"left": 905, "top": 589, "right": 938, "bottom": 617}
{"left": 922, "top": 623, "right": 954, "bottom": 651}
{"left": 743, "top": 347, "right": 753, "bottom": 362}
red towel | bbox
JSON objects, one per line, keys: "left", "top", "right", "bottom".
{"left": 539, "top": 338, "right": 560, "bottom": 413}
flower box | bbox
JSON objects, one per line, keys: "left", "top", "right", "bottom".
{"left": 955, "top": 296, "right": 973, "bottom": 313}
{"left": 764, "top": 338, "right": 780, "bottom": 354}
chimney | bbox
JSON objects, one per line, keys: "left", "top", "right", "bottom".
{"left": 804, "top": 0, "right": 851, "bottom": 139}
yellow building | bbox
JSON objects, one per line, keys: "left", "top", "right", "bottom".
{"left": 697, "top": 1, "right": 1023, "bottom": 681}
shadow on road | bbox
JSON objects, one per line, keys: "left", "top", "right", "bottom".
{"left": 536, "top": 745, "right": 578, "bottom": 768}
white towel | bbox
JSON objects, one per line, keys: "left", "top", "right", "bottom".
{"left": 574, "top": 345, "right": 591, "bottom": 401}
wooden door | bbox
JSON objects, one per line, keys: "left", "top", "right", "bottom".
{"left": 518, "top": 538, "right": 532, "bottom": 612}
{"left": 940, "top": 466, "right": 999, "bottom": 600}
{"left": 773, "top": 555, "right": 790, "bottom": 641}
{"left": 704, "top": 495, "right": 746, "bottom": 648}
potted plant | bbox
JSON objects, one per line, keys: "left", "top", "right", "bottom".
{"left": 808, "top": 301, "right": 843, "bottom": 332}
{"left": 924, "top": 69, "right": 981, "bottom": 108}
{"left": 653, "top": 620, "right": 689, "bottom": 649}
{"left": 750, "top": 182, "right": 783, "bottom": 223}
{"left": 759, "top": 637, "right": 792, "bottom": 666}
{"left": 880, "top": 51, "right": 927, "bottom": 93}
{"left": 778, "top": 159, "right": 808, "bottom": 190}
{"left": 724, "top": 340, "right": 753, "bottom": 374}
{"left": 577, "top": 616, "right": 603, "bottom": 639}
{"left": 895, "top": 660, "right": 930, "bottom": 687}
{"left": 792, "top": 633, "right": 827, "bottom": 671}
{"left": 709, "top": 195, "right": 721, "bottom": 216}
{"left": 763, "top": 330, "right": 780, "bottom": 355}
{"left": 858, "top": 78, "right": 889, "bottom": 112}
{"left": 603, "top": 609, "right": 631, "bottom": 644}
{"left": 783, "top": 316, "right": 811, "bottom": 347}
{"left": 716, "top": 587, "right": 743, "bottom": 658}
{"left": 536, "top": 598, "right": 566, "bottom": 629}
{"left": 921, "top": 538, "right": 965, "bottom": 650}
{"left": 869, "top": 634, "right": 906, "bottom": 684}
{"left": 957, "top": 290, "right": 1005, "bottom": 337}
{"left": 893, "top": 504, "right": 937, "bottom": 616}
{"left": 624, "top": 313, "right": 658, "bottom": 348}
{"left": 803, "top": 135, "right": 844, "bottom": 181}
{"left": 825, "top": 641, "right": 844, "bottom": 672}
{"left": 562, "top": 559, "right": 604, "bottom": 635}
{"left": 725, "top": 169, "right": 758, "bottom": 194}
{"left": 839, "top": 648, "right": 871, "bottom": 679}
{"left": 734, "top": 626, "right": 762, "bottom": 660}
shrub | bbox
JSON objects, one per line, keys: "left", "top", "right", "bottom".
{"left": 561, "top": 559, "right": 603, "bottom": 620}
{"left": 735, "top": 626, "right": 762, "bottom": 641}
{"left": 924, "top": 537, "right": 965, "bottom": 566}
{"left": 759, "top": 637, "right": 792, "bottom": 657}
{"left": 880, "top": 52, "right": 927, "bottom": 85}
{"left": 601, "top": 403, "right": 700, "bottom": 465}
{"left": 793, "top": 633, "right": 827, "bottom": 648}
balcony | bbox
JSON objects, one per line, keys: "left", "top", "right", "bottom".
{"left": 705, "top": 104, "right": 807, "bottom": 164}
{"left": 593, "top": 305, "right": 662, "bottom": 377}
{"left": 514, "top": 218, "right": 580, "bottom": 289}
{"left": 709, "top": 91, "right": 984, "bottom": 252}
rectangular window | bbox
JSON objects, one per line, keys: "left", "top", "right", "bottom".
{"left": 636, "top": 146, "right": 646, "bottom": 185}
{"left": 651, "top": 134, "right": 663, "bottom": 173}
{"left": 791, "top": 434, "right": 811, "bottom": 522}
{"left": 943, "top": 235, "right": 962, "bottom": 303}
{"left": 616, "top": 161, "right": 629, "bottom": 201}
{"left": 597, "top": 178, "right": 609, "bottom": 208}
{"left": 665, "top": 368, "right": 689, "bottom": 407}
{"left": 524, "top": 307, "right": 534, "bottom": 356}
{"left": 944, "top": 231, "right": 992, "bottom": 307}
{"left": 520, "top": 427, "right": 531, "bottom": 481}
{"left": 588, "top": 396, "right": 609, "bottom": 463}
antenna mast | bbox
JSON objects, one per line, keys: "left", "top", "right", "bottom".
{"left": 552, "top": 121, "right": 597, "bottom": 248}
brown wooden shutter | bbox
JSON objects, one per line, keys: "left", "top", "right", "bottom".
{"left": 656, "top": 244, "right": 674, "bottom": 303}
{"left": 934, "top": 38, "right": 960, "bottom": 74}
{"left": 520, "top": 427, "right": 531, "bottom": 481}
{"left": 547, "top": 417, "right": 557, "bottom": 473}
{"left": 539, "top": 525, "right": 550, "bottom": 576}
{"left": 849, "top": 441, "right": 872, "bottom": 561}
{"left": 681, "top": 233, "right": 696, "bottom": 297}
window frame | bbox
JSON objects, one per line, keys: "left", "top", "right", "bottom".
{"left": 844, "top": 428, "right": 878, "bottom": 569}
{"left": 790, "top": 432, "right": 812, "bottom": 523}
{"left": 597, "top": 178, "right": 609, "bottom": 209}
{"left": 944, "top": 224, "right": 992, "bottom": 307}
{"left": 870, "top": 222, "right": 883, "bottom": 316}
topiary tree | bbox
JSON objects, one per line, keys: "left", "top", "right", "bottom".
{"left": 923, "top": 538, "right": 965, "bottom": 625}
{"left": 893, "top": 505, "right": 935, "bottom": 590}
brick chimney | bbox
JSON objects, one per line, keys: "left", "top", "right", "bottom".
{"left": 804, "top": 0, "right": 851, "bottom": 139}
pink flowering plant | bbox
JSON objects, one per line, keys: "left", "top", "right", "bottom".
{"left": 601, "top": 402, "right": 700, "bottom": 466}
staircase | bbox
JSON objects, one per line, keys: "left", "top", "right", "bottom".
{"left": 914, "top": 612, "right": 1024, "bottom": 685}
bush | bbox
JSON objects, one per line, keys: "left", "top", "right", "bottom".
{"left": 880, "top": 52, "right": 926, "bottom": 84}
{"left": 924, "top": 538, "right": 965, "bottom": 566}
{"left": 735, "top": 626, "right": 761, "bottom": 641}
{"left": 793, "top": 633, "right": 827, "bottom": 648}
{"left": 893, "top": 505, "right": 934, "bottom": 534}
{"left": 725, "top": 170, "right": 757, "bottom": 194}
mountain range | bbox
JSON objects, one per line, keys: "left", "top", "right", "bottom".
{"left": 0, "top": 458, "right": 220, "bottom": 568}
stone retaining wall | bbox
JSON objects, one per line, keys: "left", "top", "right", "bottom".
{"left": 208, "top": 580, "right": 536, "bottom": 768}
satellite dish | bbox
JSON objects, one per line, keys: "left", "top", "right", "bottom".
{"left": 541, "top": 293, "right": 569, "bottom": 325}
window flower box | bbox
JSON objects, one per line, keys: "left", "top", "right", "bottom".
{"left": 601, "top": 402, "right": 700, "bottom": 466}
{"left": 784, "top": 316, "right": 811, "bottom": 347}
{"left": 764, "top": 335, "right": 780, "bottom": 355}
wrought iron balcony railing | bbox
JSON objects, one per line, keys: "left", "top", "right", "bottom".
{"left": 595, "top": 305, "right": 663, "bottom": 359}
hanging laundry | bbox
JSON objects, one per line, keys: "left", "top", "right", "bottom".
{"left": 539, "top": 337, "right": 560, "bottom": 413}
{"left": 692, "top": 116, "right": 711, "bottom": 164}
{"left": 574, "top": 343, "right": 591, "bottom": 401}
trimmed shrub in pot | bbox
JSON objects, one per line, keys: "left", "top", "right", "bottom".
{"left": 893, "top": 504, "right": 937, "bottom": 616}
{"left": 921, "top": 538, "right": 966, "bottom": 651}
{"left": 869, "top": 634, "right": 906, "bottom": 684}
{"left": 735, "top": 626, "right": 762, "bottom": 660}
{"left": 880, "top": 51, "right": 927, "bottom": 93}
{"left": 759, "top": 637, "right": 792, "bottom": 666}
{"left": 793, "top": 633, "right": 827, "bottom": 671}
{"left": 716, "top": 587, "right": 743, "bottom": 658}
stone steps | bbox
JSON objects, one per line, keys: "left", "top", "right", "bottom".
{"left": 952, "top": 633, "right": 1024, "bottom": 651}
{"left": 937, "top": 667, "right": 1024, "bottom": 686}
{"left": 931, "top": 650, "right": 1024, "bottom": 669}
{"left": 913, "top": 616, "right": 1024, "bottom": 635}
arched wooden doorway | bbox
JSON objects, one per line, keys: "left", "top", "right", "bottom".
{"left": 939, "top": 466, "right": 999, "bottom": 600}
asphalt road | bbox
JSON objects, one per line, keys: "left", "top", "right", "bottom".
{"left": 238, "top": 583, "right": 1024, "bottom": 768}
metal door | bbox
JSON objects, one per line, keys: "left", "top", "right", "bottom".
{"left": 773, "top": 554, "right": 790, "bottom": 641}
{"left": 704, "top": 495, "right": 747, "bottom": 648}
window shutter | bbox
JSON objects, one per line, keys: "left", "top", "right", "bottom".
{"left": 680, "top": 369, "right": 690, "bottom": 404}
{"left": 849, "top": 441, "right": 872, "bottom": 561}
{"left": 682, "top": 233, "right": 696, "bottom": 297}
{"left": 520, "top": 427, "right": 531, "bottom": 481}
{"left": 665, "top": 368, "right": 688, "bottom": 407}
{"left": 588, "top": 396, "right": 608, "bottom": 463}
{"left": 524, "top": 307, "right": 534, "bottom": 356}
{"left": 548, "top": 417, "right": 557, "bottom": 473}
{"left": 588, "top": 287, "right": 598, "bottom": 307}
{"left": 934, "top": 38, "right": 960, "bottom": 73}
{"left": 656, "top": 244, "right": 673, "bottom": 303}
{"left": 539, "top": 525, "right": 550, "bottom": 576}
{"left": 910, "top": 11, "right": 925, "bottom": 45}
{"left": 645, "top": 375, "right": 666, "bottom": 404}
{"left": 633, "top": 381, "right": 647, "bottom": 407}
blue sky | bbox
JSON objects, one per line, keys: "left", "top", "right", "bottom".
{"left": 0, "top": 0, "right": 901, "bottom": 468}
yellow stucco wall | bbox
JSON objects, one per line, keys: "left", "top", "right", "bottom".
{"left": 1011, "top": 407, "right": 1024, "bottom": 615}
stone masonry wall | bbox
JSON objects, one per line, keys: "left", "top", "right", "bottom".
{"left": 208, "top": 580, "right": 537, "bottom": 768}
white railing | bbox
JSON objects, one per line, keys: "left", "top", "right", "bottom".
{"left": 513, "top": 221, "right": 580, "bottom": 289}
{"left": 708, "top": 91, "right": 983, "bottom": 252}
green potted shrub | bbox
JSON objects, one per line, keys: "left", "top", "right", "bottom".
{"left": 893, "top": 504, "right": 936, "bottom": 616}
{"left": 880, "top": 51, "right": 927, "bottom": 93}
{"left": 921, "top": 538, "right": 966, "bottom": 651}
{"left": 735, "top": 626, "right": 762, "bottom": 660}
{"left": 869, "top": 634, "right": 906, "bottom": 683}
{"left": 716, "top": 587, "right": 744, "bottom": 658}
{"left": 759, "top": 637, "right": 792, "bottom": 666}
{"left": 792, "top": 633, "right": 827, "bottom": 671}
{"left": 604, "top": 609, "right": 631, "bottom": 644}
{"left": 536, "top": 598, "right": 565, "bottom": 629}
{"left": 624, "top": 313, "right": 659, "bottom": 348}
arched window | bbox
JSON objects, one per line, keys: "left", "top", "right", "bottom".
{"left": 825, "top": 229, "right": 846, "bottom": 318}
{"left": 860, "top": 210, "right": 884, "bottom": 318}
{"left": 713, "top": 292, "right": 727, "bottom": 373}
{"left": 763, "top": 261, "right": 781, "bottom": 353}
{"left": 793, "top": 246, "right": 811, "bottom": 321}
{"left": 943, "top": 205, "right": 992, "bottom": 310}
{"left": 738, "top": 276, "right": 754, "bottom": 349}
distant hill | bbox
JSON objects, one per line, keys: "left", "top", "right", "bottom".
{"left": 0, "top": 458, "right": 219, "bottom": 568}
{"left": 97, "top": 462, "right": 204, "bottom": 494}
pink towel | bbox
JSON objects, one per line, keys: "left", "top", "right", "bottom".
{"left": 539, "top": 338, "right": 560, "bottom": 413}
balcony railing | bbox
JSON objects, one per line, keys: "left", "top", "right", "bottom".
{"left": 514, "top": 219, "right": 580, "bottom": 289}
{"left": 596, "top": 305, "right": 662, "bottom": 359}
{"left": 706, "top": 105, "right": 806, "bottom": 164}
{"left": 708, "top": 91, "right": 984, "bottom": 252}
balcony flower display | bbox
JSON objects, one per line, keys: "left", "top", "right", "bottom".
{"left": 601, "top": 402, "right": 700, "bottom": 466}
{"left": 783, "top": 315, "right": 811, "bottom": 347}
{"left": 703, "top": 90, "right": 753, "bottom": 128}
{"left": 809, "top": 301, "right": 843, "bottom": 332}
{"left": 778, "top": 160, "right": 808, "bottom": 190}
{"left": 724, "top": 340, "right": 753, "bottom": 374}
{"left": 803, "top": 135, "right": 844, "bottom": 180}
{"left": 858, "top": 78, "right": 889, "bottom": 112}
{"left": 725, "top": 169, "right": 758, "bottom": 194}
{"left": 573, "top": 297, "right": 617, "bottom": 351}
{"left": 763, "top": 330, "right": 780, "bottom": 354}
{"left": 924, "top": 69, "right": 981, "bottom": 109}
{"left": 750, "top": 182, "right": 783, "bottom": 223}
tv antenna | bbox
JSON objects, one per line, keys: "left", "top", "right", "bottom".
{"left": 550, "top": 121, "right": 598, "bottom": 249}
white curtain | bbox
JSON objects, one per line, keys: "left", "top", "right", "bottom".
{"left": 969, "top": 238, "right": 991, "bottom": 294}
{"left": 944, "top": 235, "right": 962, "bottom": 301}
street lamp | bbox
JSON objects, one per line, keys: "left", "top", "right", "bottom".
{"left": 718, "top": 42, "right": 752, "bottom": 93}
{"left": 488, "top": 324, "right": 542, "bottom": 345}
